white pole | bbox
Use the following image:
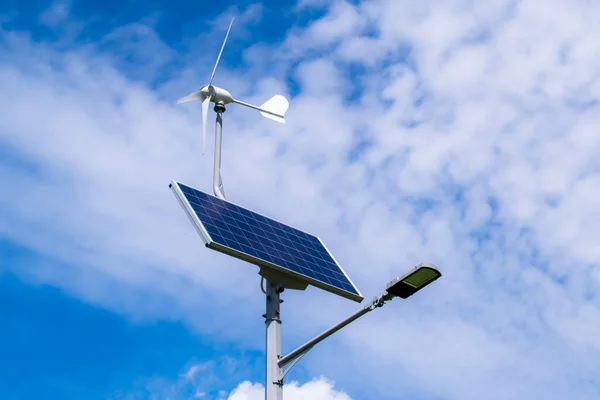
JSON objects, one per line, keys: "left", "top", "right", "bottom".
{"left": 265, "top": 281, "right": 284, "bottom": 400}
{"left": 213, "top": 102, "right": 226, "bottom": 200}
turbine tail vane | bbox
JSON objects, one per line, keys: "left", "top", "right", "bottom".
{"left": 231, "top": 95, "right": 289, "bottom": 124}
{"left": 259, "top": 95, "right": 289, "bottom": 124}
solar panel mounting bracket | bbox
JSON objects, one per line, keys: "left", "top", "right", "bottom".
{"left": 259, "top": 269, "right": 309, "bottom": 291}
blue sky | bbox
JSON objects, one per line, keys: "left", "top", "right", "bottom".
{"left": 0, "top": 245, "right": 267, "bottom": 399}
{"left": 2, "top": 0, "right": 600, "bottom": 399}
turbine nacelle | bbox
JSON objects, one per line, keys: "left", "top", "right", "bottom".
{"left": 207, "top": 86, "right": 234, "bottom": 104}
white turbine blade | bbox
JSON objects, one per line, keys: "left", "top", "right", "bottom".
{"left": 177, "top": 90, "right": 210, "bottom": 154}
{"left": 231, "top": 95, "right": 289, "bottom": 124}
{"left": 208, "top": 17, "right": 234, "bottom": 87}
{"left": 259, "top": 95, "right": 289, "bottom": 123}
{"left": 177, "top": 91, "right": 203, "bottom": 104}
{"left": 201, "top": 96, "right": 210, "bottom": 154}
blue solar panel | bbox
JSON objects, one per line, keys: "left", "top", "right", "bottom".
{"left": 170, "top": 181, "right": 363, "bottom": 302}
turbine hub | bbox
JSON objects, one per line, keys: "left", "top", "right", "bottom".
{"left": 201, "top": 85, "right": 213, "bottom": 98}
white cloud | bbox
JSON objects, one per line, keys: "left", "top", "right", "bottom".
{"left": 183, "top": 362, "right": 213, "bottom": 381}
{"left": 2, "top": 0, "right": 600, "bottom": 399}
{"left": 227, "top": 378, "right": 351, "bottom": 400}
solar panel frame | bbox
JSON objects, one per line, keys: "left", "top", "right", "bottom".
{"left": 170, "top": 180, "right": 363, "bottom": 302}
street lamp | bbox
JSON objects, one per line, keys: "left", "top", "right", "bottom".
{"left": 384, "top": 262, "right": 442, "bottom": 299}
{"left": 276, "top": 263, "right": 442, "bottom": 381}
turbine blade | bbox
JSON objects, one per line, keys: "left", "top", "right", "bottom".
{"left": 259, "top": 95, "right": 289, "bottom": 123}
{"left": 208, "top": 17, "right": 234, "bottom": 87}
{"left": 177, "top": 91, "right": 203, "bottom": 104}
{"left": 201, "top": 96, "right": 210, "bottom": 155}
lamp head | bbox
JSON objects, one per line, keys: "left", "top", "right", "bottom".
{"left": 385, "top": 263, "right": 441, "bottom": 299}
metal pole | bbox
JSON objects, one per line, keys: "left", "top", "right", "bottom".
{"left": 265, "top": 281, "right": 283, "bottom": 400}
{"left": 213, "top": 102, "right": 226, "bottom": 200}
{"left": 278, "top": 295, "right": 386, "bottom": 369}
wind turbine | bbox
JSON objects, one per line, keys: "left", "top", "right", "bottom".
{"left": 178, "top": 18, "right": 289, "bottom": 199}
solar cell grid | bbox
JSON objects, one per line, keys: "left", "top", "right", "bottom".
{"left": 172, "top": 181, "right": 362, "bottom": 301}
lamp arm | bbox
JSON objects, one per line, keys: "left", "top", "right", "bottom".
{"left": 277, "top": 292, "right": 391, "bottom": 369}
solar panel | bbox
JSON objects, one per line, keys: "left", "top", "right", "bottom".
{"left": 170, "top": 181, "right": 363, "bottom": 302}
